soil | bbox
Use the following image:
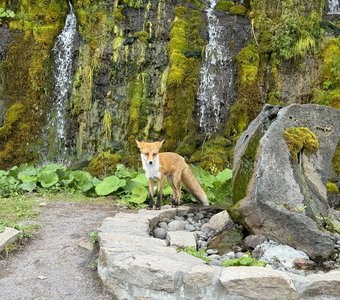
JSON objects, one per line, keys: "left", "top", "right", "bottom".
{"left": 0, "top": 201, "right": 119, "bottom": 300}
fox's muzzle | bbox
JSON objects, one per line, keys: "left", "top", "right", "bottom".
{"left": 148, "top": 161, "right": 153, "bottom": 165}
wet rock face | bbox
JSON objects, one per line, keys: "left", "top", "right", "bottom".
{"left": 232, "top": 104, "right": 340, "bottom": 259}
{"left": 0, "top": 25, "right": 12, "bottom": 124}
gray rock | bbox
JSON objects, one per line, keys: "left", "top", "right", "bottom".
{"left": 185, "top": 224, "right": 195, "bottom": 232}
{"left": 183, "top": 265, "right": 214, "bottom": 287}
{"left": 166, "top": 231, "right": 196, "bottom": 248}
{"left": 244, "top": 234, "right": 267, "bottom": 250}
{"left": 303, "top": 271, "right": 340, "bottom": 299}
{"left": 208, "top": 210, "right": 234, "bottom": 233}
{"left": 167, "top": 220, "right": 186, "bottom": 231}
{"left": 220, "top": 266, "right": 299, "bottom": 299}
{"left": 158, "top": 222, "right": 168, "bottom": 230}
{"left": 196, "top": 212, "right": 204, "bottom": 220}
{"left": 235, "top": 252, "right": 244, "bottom": 258}
{"left": 208, "top": 259, "right": 223, "bottom": 267}
{"left": 200, "top": 241, "right": 208, "bottom": 249}
{"left": 233, "top": 104, "right": 340, "bottom": 259}
{"left": 253, "top": 241, "right": 310, "bottom": 269}
{"left": 206, "top": 249, "right": 219, "bottom": 255}
{"left": 0, "top": 227, "right": 21, "bottom": 252}
{"left": 222, "top": 251, "right": 236, "bottom": 260}
{"left": 153, "top": 228, "right": 167, "bottom": 240}
{"left": 208, "top": 254, "right": 221, "bottom": 260}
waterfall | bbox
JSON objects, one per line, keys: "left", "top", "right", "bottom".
{"left": 43, "top": 1, "right": 77, "bottom": 163}
{"left": 328, "top": 0, "right": 340, "bottom": 14}
{"left": 197, "top": 0, "right": 234, "bottom": 132}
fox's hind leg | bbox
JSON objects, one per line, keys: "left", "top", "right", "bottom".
{"left": 166, "top": 175, "right": 178, "bottom": 207}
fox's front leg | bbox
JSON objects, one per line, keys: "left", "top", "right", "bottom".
{"left": 155, "top": 177, "right": 163, "bottom": 210}
{"left": 147, "top": 180, "right": 154, "bottom": 209}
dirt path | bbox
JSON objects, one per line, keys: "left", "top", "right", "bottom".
{"left": 0, "top": 201, "right": 119, "bottom": 300}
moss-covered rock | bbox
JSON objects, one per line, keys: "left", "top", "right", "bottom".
{"left": 85, "top": 151, "right": 121, "bottom": 179}
{"left": 283, "top": 127, "right": 319, "bottom": 161}
{"left": 189, "top": 136, "right": 232, "bottom": 174}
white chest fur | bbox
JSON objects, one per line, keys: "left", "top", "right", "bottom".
{"left": 141, "top": 154, "right": 161, "bottom": 179}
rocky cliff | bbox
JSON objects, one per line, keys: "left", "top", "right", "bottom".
{"left": 0, "top": 0, "right": 339, "bottom": 181}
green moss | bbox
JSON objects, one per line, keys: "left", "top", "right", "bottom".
{"left": 0, "top": 103, "right": 25, "bottom": 138}
{"left": 232, "top": 130, "right": 263, "bottom": 203}
{"left": 225, "top": 45, "right": 261, "bottom": 142}
{"left": 250, "top": 0, "right": 323, "bottom": 61}
{"left": 283, "top": 127, "right": 319, "bottom": 161}
{"left": 163, "top": 5, "right": 206, "bottom": 150}
{"left": 133, "top": 31, "right": 149, "bottom": 43}
{"left": 190, "top": 136, "right": 232, "bottom": 174}
{"left": 127, "top": 72, "right": 151, "bottom": 149}
{"left": 85, "top": 151, "right": 121, "bottom": 179}
{"left": 332, "top": 141, "right": 340, "bottom": 177}
{"left": 174, "top": 5, "right": 188, "bottom": 18}
{"left": 0, "top": 1, "right": 70, "bottom": 167}
{"left": 215, "top": 1, "right": 234, "bottom": 11}
{"left": 229, "top": 5, "right": 246, "bottom": 15}
{"left": 236, "top": 45, "right": 259, "bottom": 84}
{"left": 327, "top": 181, "right": 339, "bottom": 193}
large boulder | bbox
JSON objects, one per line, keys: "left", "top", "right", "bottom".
{"left": 232, "top": 104, "right": 340, "bottom": 259}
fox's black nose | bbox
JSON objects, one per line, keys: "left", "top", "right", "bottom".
{"left": 149, "top": 161, "right": 153, "bottom": 165}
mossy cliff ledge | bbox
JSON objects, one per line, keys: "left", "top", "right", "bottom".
{"left": 232, "top": 104, "right": 340, "bottom": 260}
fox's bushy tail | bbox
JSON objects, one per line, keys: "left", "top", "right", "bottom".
{"left": 181, "top": 166, "right": 209, "bottom": 205}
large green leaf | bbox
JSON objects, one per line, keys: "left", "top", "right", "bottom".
{"left": 216, "top": 168, "right": 232, "bottom": 182}
{"left": 37, "top": 170, "right": 59, "bottom": 188}
{"left": 95, "top": 176, "right": 126, "bottom": 196}
{"left": 115, "top": 164, "right": 133, "bottom": 179}
{"left": 131, "top": 173, "right": 148, "bottom": 186}
{"left": 69, "top": 170, "right": 94, "bottom": 192}
{"left": 128, "top": 184, "right": 148, "bottom": 204}
{"left": 19, "top": 181, "right": 37, "bottom": 192}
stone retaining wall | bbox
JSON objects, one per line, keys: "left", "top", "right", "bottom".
{"left": 98, "top": 207, "right": 340, "bottom": 300}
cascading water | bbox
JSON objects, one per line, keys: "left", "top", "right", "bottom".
{"left": 328, "top": 0, "right": 340, "bottom": 14}
{"left": 42, "top": 1, "right": 77, "bottom": 163}
{"left": 197, "top": 0, "right": 234, "bottom": 132}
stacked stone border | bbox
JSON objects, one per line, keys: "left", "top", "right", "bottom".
{"left": 97, "top": 206, "right": 340, "bottom": 300}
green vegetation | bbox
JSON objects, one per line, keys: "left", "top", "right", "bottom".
{"left": 283, "top": 127, "right": 319, "bottom": 161}
{"left": 223, "top": 253, "right": 266, "bottom": 267}
{"left": 0, "top": 196, "right": 40, "bottom": 250}
{"left": 89, "top": 231, "right": 99, "bottom": 245}
{"left": 0, "top": 163, "right": 232, "bottom": 208}
{"left": 251, "top": 0, "right": 323, "bottom": 61}
{"left": 177, "top": 246, "right": 210, "bottom": 263}
{"left": 163, "top": 5, "right": 206, "bottom": 150}
{"left": 327, "top": 181, "right": 339, "bottom": 193}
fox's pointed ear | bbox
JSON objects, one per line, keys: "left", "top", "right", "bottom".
{"left": 158, "top": 139, "right": 164, "bottom": 149}
{"left": 135, "top": 139, "right": 142, "bottom": 149}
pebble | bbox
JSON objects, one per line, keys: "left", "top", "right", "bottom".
{"left": 208, "top": 259, "right": 222, "bottom": 267}
{"left": 187, "top": 213, "right": 194, "bottom": 217}
{"left": 168, "top": 220, "right": 186, "bottom": 231}
{"left": 174, "top": 216, "right": 183, "bottom": 221}
{"left": 185, "top": 224, "right": 195, "bottom": 232}
{"left": 196, "top": 212, "right": 204, "bottom": 220}
{"left": 153, "top": 228, "right": 167, "bottom": 239}
{"left": 200, "top": 241, "right": 207, "bottom": 249}
{"left": 206, "top": 249, "right": 219, "bottom": 255}
{"left": 208, "top": 254, "right": 221, "bottom": 260}
{"left": 223, "top": 251, "right": 236, "bottom": 260}
{"left": 158, "top": 222, "right": 168, "bottom": 229}
{"left": 235, "top": 252, "right": 244, "bottom": 258}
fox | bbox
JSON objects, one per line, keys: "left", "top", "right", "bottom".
{"left": 136, "top": 139, "right": 209, "bottom": 209}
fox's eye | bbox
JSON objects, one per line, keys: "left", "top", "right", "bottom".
{"left": 144, "top": 152, "right": 149, "bottom": 156}
{"left": 152, "top": 153, "right": 157, "bottom": 157}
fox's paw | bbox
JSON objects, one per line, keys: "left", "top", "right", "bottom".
{"left": 147, "top": 206, "right": 153, "bottom": 210}
{"left": 154, "top": 206, "right": 161, "bottom": 210}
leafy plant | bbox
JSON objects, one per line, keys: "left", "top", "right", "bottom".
{"left": 95, "top": 175, "right": 126, "bottom": 196}
{"left": 177, "top": 246, "right": 210, "bottom": 263}
{"left": 223, "top": 253, "right": 266, "bottom": 267}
